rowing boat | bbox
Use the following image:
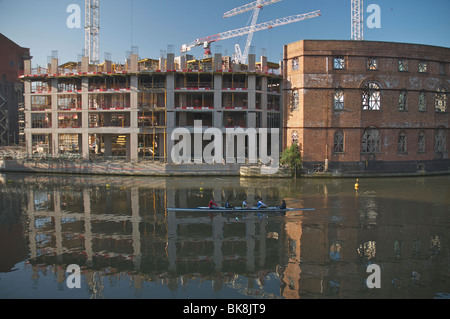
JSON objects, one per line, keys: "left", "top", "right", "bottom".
{"left": 167, "top": 207, "right": 314, "bottom": 213}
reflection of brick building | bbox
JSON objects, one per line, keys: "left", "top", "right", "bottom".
{"left": 283, "top": 40, "right": 450, "bottom": 175}
{"left": 0, "top": 33, "right": 30, "bottom": 145}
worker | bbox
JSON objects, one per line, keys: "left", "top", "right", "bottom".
{"left": 257, "top": 199, "right": 267, "bottom": 209}
{"left": 278, "top": 200, "right": 287, "bottom": 210}
{"left": 209, "top": 198, "right": 219, "bottom": 209}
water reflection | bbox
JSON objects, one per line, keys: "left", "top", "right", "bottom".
{"left": 0, "top": 173, "right": 449, "bottom": 299}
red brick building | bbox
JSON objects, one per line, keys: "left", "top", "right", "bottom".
{"left": 283, "top": 40, "right": 450, "bottom": 175}
{"left": 0, "top": 33, "right": 31, "bottom": 145}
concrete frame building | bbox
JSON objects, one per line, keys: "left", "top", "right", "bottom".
{"left": 283, "top": 40, "right": 450, "bottom": 175}
{"left": 20, "top": 52, "right": 282, "bottom": 164}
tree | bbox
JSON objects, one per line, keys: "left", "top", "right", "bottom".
{"left": 280, "top": 143, "right": 302, "bottom": 177}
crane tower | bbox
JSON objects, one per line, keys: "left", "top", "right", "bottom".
{"left": 224, "top": 0, "right": 282, "bottom": 64}
{"left": 85, "top": 0, "right": 100, "bottom": 64}
{"left": 351, "top": 0, "right": 364, "bottom": 40}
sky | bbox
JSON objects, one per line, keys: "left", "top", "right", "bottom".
{"left": 0, "top": 0, "right": 449, "bottom": 68}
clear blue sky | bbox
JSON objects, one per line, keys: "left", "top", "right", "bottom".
{"left": 1, "top": 0, "right": 449, "bottom": 67}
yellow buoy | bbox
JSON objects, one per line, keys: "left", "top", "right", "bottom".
{"left": 354, "top": 178, "right": 359, "bottom": 190}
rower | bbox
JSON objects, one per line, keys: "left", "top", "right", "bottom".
{"left": 225, "top": 200, "right": 234, "bottom": 209}
{"left": 278, "top": 200, "right": 287, "bottom": 210}
{"left": 209, "top": 199, "right": 219, "bottom": 209}
{"left": 242, "top": 199, "right": 248, "bottom": 209}
{"left": 257, "top": 199, "right": 267, "bottom": 209}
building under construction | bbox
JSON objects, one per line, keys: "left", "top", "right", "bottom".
{"left": 20, "top": 52, "right": 282, "bottom": 163}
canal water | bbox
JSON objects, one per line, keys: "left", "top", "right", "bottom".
{"left": 0, "top": 173, "right": 449, "bottom": 299}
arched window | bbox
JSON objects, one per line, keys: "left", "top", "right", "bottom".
{"left": 398, "top": 90, "right": 407, "bottom": 112}
{"left": 434, "top": 128, "right": 447, "bottom": 158}
{"left": 418, "top": 131, "right": 425, "bottom": 153}
{"left": 334, "top": 88, "right": 344, "bottom": 110}
{"left": 398, "top": 131, "right": 407, "bottom": 153}
{"left": 334, "top": 130, "right": 344, "bottom": 153}
{"left": 362, "top": 128, "right": 381, "bottom": 153}
{"left": 362, "top": 82, "right": 381, "bottom": 110}
{"left": 435, "top": 86, "right": 447, "bottom": 112}
{"left": 418, "top": 91, "right": 426, "bottom": 112}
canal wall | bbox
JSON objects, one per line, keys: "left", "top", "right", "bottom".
{"left": 0, "top": 158, "right": 293, "bottom": 177}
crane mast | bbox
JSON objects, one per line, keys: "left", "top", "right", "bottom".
{"left": 351, "top": 0, "right": 364, "bottom": 40}
{"left": 85, "top": 0, "right": 100, "bottom": 64}
{"left": 181, "top": 10, "right": 321, "bottom": 57}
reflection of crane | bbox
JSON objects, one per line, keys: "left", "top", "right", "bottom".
{"left": 351, "top": 0, "right": 364, "bottom": 40}
{"left": 181, "top": 10, "right": 321, "bottom": 58}
{"left": 223, "top": 0, "right": 283, "bottom": 64}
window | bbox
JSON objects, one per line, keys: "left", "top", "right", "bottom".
{"left": 334, "top": 88, "right": 344, "bottom": 110}
{"left": 418, "top": 131, "right": 425, "bottom": 153}
{"left": 435, "top": 87, "right": 447, "bottom": 112}
{"left": 398, "top": 90, "right": 407, "bottom": 111}
{"left": 439, "top": 63, "right": 446, "bottom": 75}
{"left": 418, "top": 60, "right": 427, "bottom": 73}
{"left": 291, "top": 91, "right": 299, "bottom": 110}
{"left": 334, "top": 130, "right": 344, "bottom": 153}
{"left": 362, "top": 82, "right": 381, "bottom": 110}
{"left": 362, "top": 128, "right": 381, "bottom": 153}
{"left": 291, "top": 131, "right": 299, "bottom": 145}
{"left": 333, "top": 56, "right": 345, "bottom": 70}
{"left": 419, "top": 91, "right": 426, "bottom": 112}
{"left": 292, "top": 57, "right": 299, "bottom": 71}
{"left": 398, "top": 59, "right": 408, "bottom": 72}
{"left": 434, "top": 129, "right": 447, "bottom": 158}
{"left": 367, "top": 57, "right": 378, "bottom": 71}
{"left": 398, "top": 131, "right": 407, "bottom": 153}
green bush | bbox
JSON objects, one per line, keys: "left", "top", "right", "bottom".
{"left": 280, "top": 143, "right": 302, "bottom": 176}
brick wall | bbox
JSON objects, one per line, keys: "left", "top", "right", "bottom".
{"left": 284, "top": 40, "right": 450, "bottom": 174}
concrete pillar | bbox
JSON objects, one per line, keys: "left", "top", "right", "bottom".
{"left": 214, "top": 73, "right": 223, "bottom": 128}
{"left": 130, "top": 73, "right": 138, "bottom": 144}
{"left": 129, "top": 54, "right": 138, "bottom": 73}
{"left": 81, "top": 56, "right": 89, "bottom": 73}
{"left": 247, "top": 75, "right": 256, "bottom": 111}
{"left": 260, "top": 56, "right": 267, "bottom": 73}
{"left": 214, "top": 53, "right": 222, "bottom": 71}
{"left": 247, "top": 111, "right": 256, "bottom": 128}
{"left": 82, "top": 133, "right": 89, "bottom": 158}
{"left": 248, "top": 54, "right": 256, "bottom": 72}
{"left": 25, "top": 132, "right": 32, "bottom": 156}
{"left": 104, "top": 60, "right": 112, "bottom": 73}
{"left": 24, "top": 59, "right": 32, "bottom": 76}
{"left": 261, "top": 76, "right": 268, "bottom": 128}
{"left": 213, "top": 110, "right": 222, "bottom": 128}
{"left": 129, "top": 133, "right": 138, "bottom": 162}
{"left": 50, "top": 58, "right": 58, "bottom": 75}
{"left": 51, "top": 133, "right": 58, "bottom": 156}
{"left": 166, "top": 53, "right": 175, "bottom": 71}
